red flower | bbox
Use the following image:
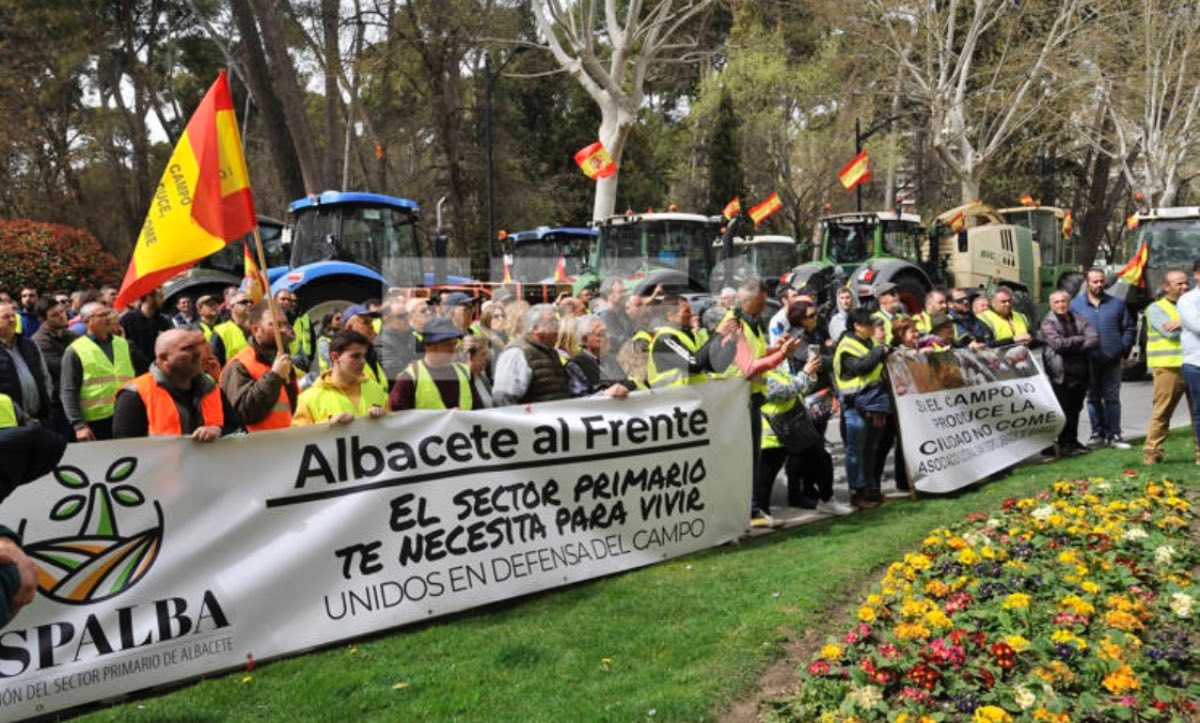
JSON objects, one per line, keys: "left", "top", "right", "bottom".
{"left": 906, "top": 662, "right": 942, "bottom": 691}
{"left": 806, "top": 660, "right": 831, "bottom": 675}
{"left": 990, "top": 642, "right": 1016, "bottom": 670}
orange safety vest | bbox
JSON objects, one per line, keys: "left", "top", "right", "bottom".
{"left": 230, "top": 345, "right": 295, "bottom": 431}
{"left": 132, "top": 374, "right": 224, "bottom": 436}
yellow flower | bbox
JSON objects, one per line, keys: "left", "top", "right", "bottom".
{"left": 1033, "top": 711, "right": 1070, "bottom": 723}
{"left": 1057, "top": 550, "right": 1078, "bottom": 565}
{"left": 857, "top": 605, "right": 876, "bottom": 623}
{"left": 958, "top": 548, "right": 980, "bottom": 565}
{"left": 1002, "top": 593, "right": 1031, "bottom": 609}
{"left": 1058, "top": 595, "right": 1095, "bottom": 616}
{"left": 1097, "top": 635, "right": 1124, "bottom": 661}
{"left": 901, "top": 598, "right": 928, "bottom": 618}
{"left": 905, "top": 553, "right": 932, "bottom": 570}
{"left": 895, "top": 621, "right": 931, "bottom": 640}
{"left": 924, "top": 609, "right": 952, "bottom": 629}
{"left": 923, "top": 579, "right": 950, "bottom": 598}
{"left": 1105, "top": 610, "right": 1143, "bottom": 631}
{"left": 1102, "top": 663, "right": 1140, "bottom": 694}
{"left": 819, "top": 643, "right": 843, "bottom": 660}
{"left": 1080, "top": 581, "right": 1100, "bottom": 594}
{"left": 947, "top": 536, "right": 969, "bottom": 549}
{"left": 974, "top": 705, "right": 1013, "bottom": 722}
{"left": 1051, "top": 629, "right": 1087, "bottom": 650}
{"left": 1005, "top": 635, "right": 1031, "bottom": 652}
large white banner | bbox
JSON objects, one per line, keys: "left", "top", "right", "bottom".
{"left": 886, "top": 345, "right": 1064, "bottom": 493}
{"left": 0, "top": 382, "right": 750, "bottom": 720}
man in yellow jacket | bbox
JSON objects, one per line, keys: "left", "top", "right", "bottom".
{"left": 293, "top": 330, "right": 388, "bottom": 426}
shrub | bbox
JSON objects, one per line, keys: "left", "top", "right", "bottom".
{"left": 0, "top": 219, "right": 122, "bottom": 293}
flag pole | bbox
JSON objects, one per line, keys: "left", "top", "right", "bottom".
{"left": 251, "top": 226, "right": 287, "bottom": 356}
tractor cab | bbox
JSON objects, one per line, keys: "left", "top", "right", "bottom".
{"left": 712, "top": 235, "right": 799, "bottom": 294}
{"left": 588, "top": 212, "right": 722, "bottom": 294}
{"left": 509, "top": 227, "right": 596, "bottom": 284}
{"left": 998, "top": 205, "right": 1080, "bottom": 300}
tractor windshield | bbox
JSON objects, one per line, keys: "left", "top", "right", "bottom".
{"left": 750, "top": 243, "right": 797, "bottom": 277}
{"left": 512, "top": 234, "right": 590, "bottom": 281}
{"left": 825, "top": 221, "right": 872, "bottom": 264}
{"left": 882, "top": 221, "right": 924, "bottom": 262}
{"left": 291, "top": 203, "right": 419, "bottom": 274}
{"left": 1138, "top": 219, "right": 1200, "bottom": 266}
{"left": 597, "top": 219, "right": 716, "bottom": 283}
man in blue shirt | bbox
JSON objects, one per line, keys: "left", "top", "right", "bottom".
{"left": 1069, "top": 267, "right": 1135, "bottom": 448}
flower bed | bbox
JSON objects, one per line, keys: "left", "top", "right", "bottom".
{"left": 779, "top": 477, "right": 1200, "bottom": 722}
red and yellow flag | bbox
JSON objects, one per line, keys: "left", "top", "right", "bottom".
{"left": 722, "top": 197, "right": 741, "bottom": 220}
{"left": 115, "top": 71, "right": 256, "bottom": 309}
{"left": 1118, "top": 242, "right": 1149, "bottom": 288}
{"left": 573, "top": 141, "right": 617, "bottom": 180}
{"left": 748, "top": 192, "right": 783, "bottom": 225}
{"left": 552, "top": 254, "right": 570, "bottom": 283}
{"left": 1018, "top": 193, "right": 1036, "bottom": 206}
{"left": 948, "top": 210, "right": 966, "bottom": 233}
{"left": 1125, "top": 213, "right": 1139, "bottom": 230}
{"left": 502, "top": 255, "right": 513, "bottom": 284}
{"left": 1061, "top": 209, "right": 1073, "bottom": 238}
{"left": 240, "top": 240, "right": 269, "bottom": 303}
{"left": 837, "top": 150, "right": 871, "bottom": 191}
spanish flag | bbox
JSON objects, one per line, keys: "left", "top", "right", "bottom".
{"left": 837, "top": 150, "right": 871, "bottom": 191}
{"left": 1117, "top": 242, "right": 1149, "bottom": 288}
{"left": 115, "top": 71, "right": 256, "bottom": 309}
{"left": 1125, "top": 213, "right": 1139, "bottom": 230}
{"left": 573, "top": 141, "right": 617, "bottom": 180}
{"left": 748, "top": 192, "right": 783, "bottom": 225}
{"left": 1061, "top": 209, "right": 1073, "bottom": 238}
{"left": 948, "top": 210, "right": 966, "bottom": 233}
{"left": 552, "top": 254, "right": 570, "bottom": 283}
{"left": 240, "top": 240, "right": 269, "bottom": 303}
{"left": 722, "top": 197, "right": 741, "bottom": 220}
{"left": 1019, "top": 193, "right": 1036, "bottom": 206}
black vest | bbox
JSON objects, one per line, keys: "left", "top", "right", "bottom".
{"left": 515, "top": 339, "right": 569, "bottom": 403}
{"left": 0, "top": 337, "right": 50, "bottom": 421}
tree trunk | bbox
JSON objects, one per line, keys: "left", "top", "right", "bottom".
{"left": 229, "top": 0, "right": 308, "bottom": 200}
{"left": 592, "top": 105, "right": 635, "bottom": 220}
{"left": 248, "top": 0, "right": 325, "bottom": 193}
{"left": 321, "top": 0, "right": 341, "bottom": 188}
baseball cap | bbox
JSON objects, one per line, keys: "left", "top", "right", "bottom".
{"left": 422, "top": 317, "right": 464, "bottom": 344}
{"left": 441, "top": 291, "right": 475, "bottom": 307}
{"left": 341, "top": 303, "right": 379, "bottom": 325}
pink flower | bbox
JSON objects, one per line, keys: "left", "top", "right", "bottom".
{"left": 879, "top": 643, "right": 900, "bottom": 659}
{"left": 806, "top": 660, "right": 831, "bottom": 675}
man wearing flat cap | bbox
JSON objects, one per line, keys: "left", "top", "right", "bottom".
{"left": 389, "top": 317, "right": 481, "bottom": 411}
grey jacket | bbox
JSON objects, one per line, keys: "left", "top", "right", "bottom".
{"left": 1039, "top": 310, "right": 1098, "bottom": 385}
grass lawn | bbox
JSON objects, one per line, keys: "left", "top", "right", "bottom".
{"left": 75, "top": 430, "right": 1199, "bottom": 722}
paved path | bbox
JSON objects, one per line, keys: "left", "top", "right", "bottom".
{"left": 759, "top": 379, "right": 1193, "bottom": 529}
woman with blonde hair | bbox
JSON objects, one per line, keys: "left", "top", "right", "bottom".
{"left": 458, "top": 334, "right": 494, "bottom": 408}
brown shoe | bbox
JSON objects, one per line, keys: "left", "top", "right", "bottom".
{"left": 1143, "top": 453, "right": 1159, "bottom": 465}
{"left": 851, "top": 491, "right": 880, "bottom": 510}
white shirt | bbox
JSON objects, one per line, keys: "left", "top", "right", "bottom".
{"left": 1178, "top": 286, "right": 1200, "bottom": 368}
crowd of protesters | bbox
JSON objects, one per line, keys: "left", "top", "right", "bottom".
{"left": 0, "top": 260, "right": 1197, "bottom": 535}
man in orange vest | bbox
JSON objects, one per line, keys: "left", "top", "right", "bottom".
{"left": 112, "top": 330, "right": 239, "bottom": 440}
{"left": 219, "top": 300, "right": 297, "bottom": 431}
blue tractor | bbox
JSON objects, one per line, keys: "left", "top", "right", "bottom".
{"left": 270, "top": 191, "right": 471, "bottom": 321}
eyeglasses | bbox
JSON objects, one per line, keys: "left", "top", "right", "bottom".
{"left": 234, "top": 300, "right": 253, "bottom": 306}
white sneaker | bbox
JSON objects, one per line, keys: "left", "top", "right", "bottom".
{"left": 816, "top": 499, "right": 855, "bottom": 516}
{"left": 1109, "top": 437, "right": 1132, "bottom": 450}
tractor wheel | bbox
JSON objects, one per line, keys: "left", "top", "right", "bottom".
{"left": 1057, "top": 271, "right": 1084, "bottom": 298}
{"left": 893, "top": 274, "right": 930, "bottom": 316}
{"left": 1011, "top": 289, "right": 1037, "bottom": 323}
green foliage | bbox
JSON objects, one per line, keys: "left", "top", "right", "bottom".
{"left": 706, "top": 88, "right": 744, "bottom": 211}
{"left": 0, "top": 220, "right": 120, "bottom": 292}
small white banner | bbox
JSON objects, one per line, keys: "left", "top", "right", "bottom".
{"left": 0, "top": 382, "right": 750, "bottom": 719}
{"left": 887, "top": 345, "right": 1064, "bottom": 493}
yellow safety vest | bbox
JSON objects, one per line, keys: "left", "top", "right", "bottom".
{"left": 0, "top": 393, "right": 16, "bottom": 428}
{"left": 1147, "top": 297, "right": 1182, "bottom": 368}
{"left": 365, "top": 359, "right": 387, "bottom": 389}
{"left": 293, "top": 313, "right": 313, "bottom": 357}
{"left": 199, "top": 320, "right": 216, "bottom": 342}
{"left": 978, "top": 309, "right": 1029, "bottom": 343}
{"left": 295, "top": 374, "right": 389, "bottom": 424}
{"left": 647, "top": 326, "right": 707, "bottom": 388}
{"left": 915, "top": 311, "right": 932, "bottom": 334}
{"left": 871, "top": 310, "right": 903, "bottom": 345}
{"left": 14, "top": 314, "right": 22, "bottom": 336}
{"left": 833, "top": 334, "right": 882, "bottom": 396}
{"left": 759, "top": 368, "right": 799, "bottom": 450}
{"left": 403, "top": 360, "right": 473, "bottom": 410}
{"left": 714, "top": 310, "right": 768, "bottom": 393}
{"left": 70, "top": 335, "right": 135, "bottom": 422}
{"left": 213, "top": 320, "right": 249, "bottom": 361}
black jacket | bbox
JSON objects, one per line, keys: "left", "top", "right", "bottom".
{"left": 0, "top": 336, "right": 51, "bottom": 424}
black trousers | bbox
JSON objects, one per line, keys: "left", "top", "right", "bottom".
{"left": 754, "top": 445, "right": 834, "bottom": 513}
{"left": 1052, "top": 380, "right": 1087, "bottom": 448}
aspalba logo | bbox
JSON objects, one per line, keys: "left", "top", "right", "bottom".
{"left": 21, "top": 456, "right": 163, "bottom": 606}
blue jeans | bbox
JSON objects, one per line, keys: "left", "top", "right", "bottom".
{"left": 1184, "top": 364, "right": 1200, "bottom": 446}
{"left": 842, "top": 406, "right": 881, "bottom": 491}
{"left": 1086, "top": 358, "right": 1123, "bottom": 440}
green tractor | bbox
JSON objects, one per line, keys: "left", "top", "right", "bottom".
{"left": 996, "top": 204, "right": 1083, "bottom": 303}
{"left": 583, "top": 211, "right": 724, "bottom": 295}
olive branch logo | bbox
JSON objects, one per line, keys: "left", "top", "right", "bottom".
{"left": 22, "top": 456, "right": 164, "bottom": 605}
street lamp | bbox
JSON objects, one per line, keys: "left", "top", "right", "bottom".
{"left": 485, "top": 45, "right": 531, "bottom": 269}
